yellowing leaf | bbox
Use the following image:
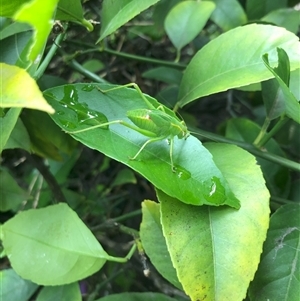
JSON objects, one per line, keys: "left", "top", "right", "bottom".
{"left": 0, "top": 63, "right": 54, "bottom": 113}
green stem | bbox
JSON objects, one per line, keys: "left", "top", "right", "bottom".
{"left": 106, "top": 243, "right": 137, "bottom": 263}
{"left": 66, "top": 40, "right": 187, "bottom": 69}
{"left": 255, "top": 117, "right": 289, "bottom": 148}
{"left": 253, "top": 117, "right": 271, "bottom": 147}
{"left": 103, "top": 47, "right": 186, "bottom": 69}
{"left": 34, "top": 31, "right": 66, "bottom": 80}
{"left": 67, "top": 59, "right": 108, "bottom": 83}
{"left": 190, "top": 128, "right": 300, "bottom": 172}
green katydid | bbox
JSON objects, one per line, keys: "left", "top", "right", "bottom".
{"left": 66, "top": 83, "right": 190, "bottom": 171}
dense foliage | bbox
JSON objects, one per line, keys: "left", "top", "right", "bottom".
{"left": 0, "top": 0, "right": 299, "bottom": 301}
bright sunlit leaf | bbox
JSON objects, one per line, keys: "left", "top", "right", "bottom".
{"left": 0, "top": 63, "right": 54, "bottom": 113}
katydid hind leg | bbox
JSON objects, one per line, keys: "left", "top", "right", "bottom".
{"left": 129, "top": 136, "right": 166, "bottom": 161}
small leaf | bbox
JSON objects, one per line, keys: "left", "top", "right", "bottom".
{"left": 1, "top": 203, "right": 109, "bottom": 285}
{"left": 208, "top": 0, "right": 247, "bottom": 31}
{"left": 1, "top": 63, "right": 55, "bottom": 113}
{"left": 98, "top": 0, "right": 160, "bottom": 42}
{"left": 159, "top": 143, "right": 270, "bottom": 301}
{"left": 249, "top": 204, "right": 300, "bottom": 300}
{"left": 0, "top": 170, "right": 28, "bottom": 212}
{"left": 13, "top": 0, "right": 59, "bottom": 64}
{"left": 45, "top": 83, "right": 240, "bottom": 209}
{"left": 178, "top": 24, "right": 300, "bottom": 107}
{"left": 36, "top": 283, "right": 81, "bottom": 301}
{"left": 164, "top": 1, "right": 215, "bottom": 51}
{"left": 262, "top": 48, "right": 300, "bottom": 123}
{"left": 140, "top": 200, "right": 182, "bottom": 289}
{"left": 0, "top": 269, "right": 38, "bottom": 301}
{"left": 142, "top": 67, "right": 182, "bottom": 85}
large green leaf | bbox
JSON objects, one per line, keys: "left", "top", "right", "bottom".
{"left": 140, "top": 200, "right": 182, "bottom": 289}
{"left": 44, "top": 83, "right": 240, "bottom": 209}
{"left": 98, "top": 0, "right": 160, "bottom": 42}
{"left": 164, "top": 1, "right": 215, "bottom": 52}
{"left": 13, "top": 0, "right": 59, "bottom": 64}
{"left": 249, "top": 204, "right": 300, "bottom": 300}
{"left": 207, "top": 0, "right": 247, "bottom": 31}
{"left": 0, "top": 269, "right": 38, "bottom": 301}
{"left": 159, "top": 143, "right": 270, "bottom": 301}
{"left": 177, "top": 24, "right": 300, "bottom": 107}
{"left": 1, "top": 203, "right": 109, "bottom": 285}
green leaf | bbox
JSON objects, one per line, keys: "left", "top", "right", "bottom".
{"left": 13, "top": 0, "right": 59, "bottom": 64}
{"left": 225, "top": 118, "right": 291, "bottom": 198}
{"left": 98, "top": 0, "right": 160, "bottom": 42}
{"left": 21, "top": 110, "right": 77, "bottom": 160}
{"left": 0, "top": 170, "right": 29, "bottom": 212}
{"left": 262, "top": 48, "right": 300, "bottom": 123}
{"left": 159, "top": 143, "right": 270, "bottom": 301}
{"left": 44, "top": 83, "right": 240, "bottom": 209}
{"left": 95, "top": 292, "right": 178, "bottom": 301}
{"left": 142, "top": 67, "right": 183, "bottom": 85}
{"left": 207, "top": 0, "right": 247, "bottom": 31}
{"left": 0, "top": 269, "right": 38, "bottom": 301}
{"left": 0, "top": 63, "right": 55, "bottom": 113}
{"left": 36, "top": 283, "right": 81, "bottom": 301}
{"left": 0, "top": 0, "right": 30, "bottom": 16}
{"left": 3, "top": 118, "right": 31, "bottom": 151}
{"left": 246, "top": 0, "right": 288, "bottom": 20}
{"left": 56, "top": 0, "right": 93, "bottom": 31}
{"left": 0, "top": 108, "right": 21, "bottom": 154}
{"left": 249, "top": 204, "right": 300, "bottom": 300}
{"left": 177, "top": 24, "right": 300, "bottom": 107}
{"left": 0, "top": 28, "right": 33, "bottom": 68}
{"left": 164, "top": 1, "right": 215, "bottom": 51}
{"left": 140, "top": 200, "right": 182, "bottom": 289}
{"left": 261, "top": 8, "right": 300, "bottom": 34}
{"left": 1, "top": 203, "right": 109, "bottom": 285}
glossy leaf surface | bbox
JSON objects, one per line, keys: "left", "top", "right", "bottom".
{"left": 249, "top": 204, "right": 300, "bottom": 300}
{"left": 99, "top": 0, "right": 160, "bottom": 41}
{"left": 1, "top": 203, "right": 109, "bottom": 285}
{"left": 178, "top": 24, "right": 300, "bottom": 107}
{"left": 45, "top": 83, "right": 240, "bottom": 208}
{"left": 1, "top": 63, "right": 54, "bottom": 113}
{"left": 159, "top": 143, "right": 270, "bottom": 301}
{"left": 164, "top": 1, "right": 215, "bottom": 51}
